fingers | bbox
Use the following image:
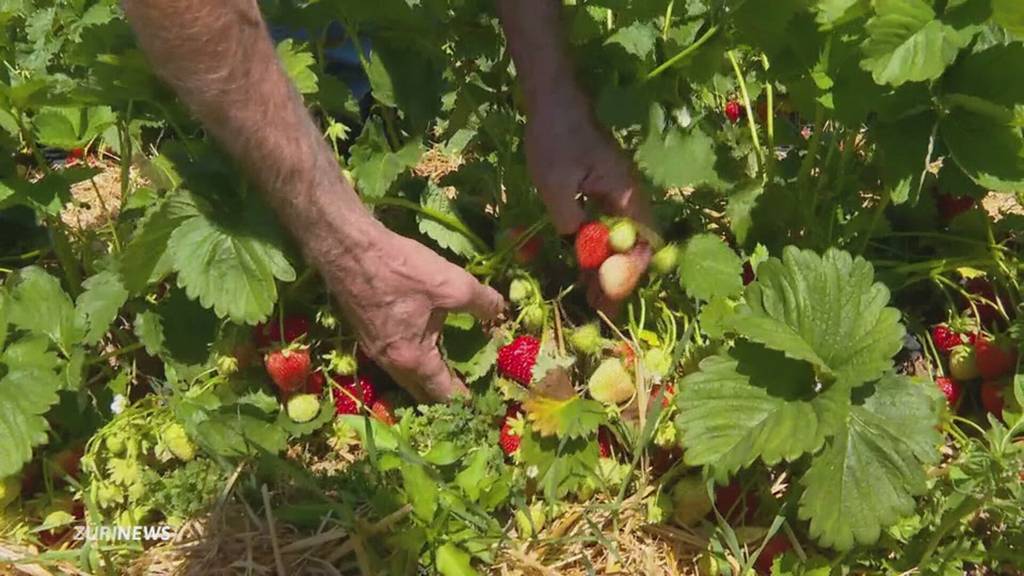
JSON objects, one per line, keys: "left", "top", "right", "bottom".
{"left": 373, "top": 338, "right": 470, "bottom": 403}
{"left": 538, "top": 187, "right": 587, "bottom": 236}
{"left": 455, "top": 278, "right": 506, "bottom": 322}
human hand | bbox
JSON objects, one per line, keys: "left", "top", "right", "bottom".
{"left": 323, "top": 220, "right": 505, "bottom": 402}
{"left": 524, "top": 106, "right": 653, "bottom": 312}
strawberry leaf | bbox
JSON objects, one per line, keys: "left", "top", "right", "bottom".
{"left": 75, "top": 270, "right": 128, "bottom": 345}
{"left": 993, "top": 0, "right": 1024, "bottom": 39}
{"left": 276, "top": 39, "right": 318, "bottom": 95}
{"left": 859, "top": 0, "right": 966, "bottom": 87}
{"left": 350, "top": 118, "right": 423, "bottom": 200}
{"left": 7, "top": 266, "right": 85, "bottom": 350}
{"left": 418, "top": 183, "right": 479, "bottom": 258}
{"left": 519, "top": 428, "right": 600, "bottom": 499}
{"left": 523, "top": 396, "right": 605, "bottom": 439}
{"left": 733, "top": 247, "right": 905, "bottom": 386}
{"left": 0, "top": 335, "right": 63, "bottom": 477}
{"left": 675, "top": 343, "right": 851, "bottom": 480}
{"left": 167, "top": 200, "right": 296, "bottom": 325}
{"left": 940, "top": 108, "right": 1024, "bottom": 193}
{"left": 635, "top": 119, "right": 720, "bottom": 190}
{"left": 799, "top": 374, "right": 942, "bottom": 550}
{"left": 119, "top": 193, "right": 200, "bottom": 294}
{"left": 679, "top": 234, "right": 744, "bottom": 302}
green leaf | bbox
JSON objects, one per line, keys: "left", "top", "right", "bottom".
{"left": 401, "top": 464, "right": 439, "bottom": 521}
{"left": 120, "top": 193, "right": 200, "bottom": 294}
{"left": 799, "top": 374, "right": 942, "bottom": 550}
{"left": 167, "top": 205, "right": 296, "bottom": 325}
{"left": 860, "top": 0, "right": 966, "bottom": 86}
{"left": 816, "top": 0, "right": 870, "bottom": 27}
{"left": 675, "top": 344, "right": 850, "bottom": 480}
{"left": 872, "top": 112, "right": 937, "bottom": 204}
{"left": 0, "top": 336, "right": 63, "bottom": 477}
{"left": 7, "top": 266, "right": 84, "bottom": 350}
{"left": 524, "top": 396, "right": 605, "bottom": 439}
{"left": 733, "top": 247, "right": 905, "bottom": 386}
{"left": 350, "top": 119, "right": 423, "bottom": 199}
{"left": 940, "top": 109, "right": 1024, "bottom": 193}
{"left": 33, "top": 106, "right": 116, "bottom": 149}
{"left": 993, "top": 0, "right": 1024, "bottom": 38}
{"left": 133, "top": 289, "right": 218, "bottom": 366}
{"left": 276, "top": 39, "right": 318, "bottom": 95}
{"left": 0, "top": 291, "right": 8, "bottom": 351}
{"left": 419, "top": 183, "right": 479, "bottom": 258}
{"left": 679, "top": 234, "right": 744, "bottom": 302}
{"left": 365, "top": 44, "right": 443, "bottom": 133}
{"left": 75, "top": 270, "right": 128, "bottom": 345}
{"left": 605, "top": 21, "right": 657, "bottom": 59}
{"left": 436, "top": 543, "right": 479, "bottom": 576}
{"left": 636, "top": 120, "right": 720, "bottom": 189}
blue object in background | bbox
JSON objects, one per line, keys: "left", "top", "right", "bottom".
{"left": 269, "top": 22, "right": 373, "bottom": 110}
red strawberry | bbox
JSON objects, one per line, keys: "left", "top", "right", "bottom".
{"left": 50, "top": 445, "right": 84, "bottom": 480}
{"left": 598, "top": 427, "right": 614, "bottom": 458}
{"left": 651, "top": 382, "right": 676, "bottom": 408}
{"left": 725, "top": 100, "right": 743, "bottom": 123}
{"left": 615, "top": 341, "right": 637, "bottom": 369}
{"left": 497, "top": 335, "right": 541, "bottom": 386}
{"left": 500, "top": 226, "right": 543, "bottom": 265}
{"left": 936, "top": 193, "right": 976, "bottom": 222}
{"left": 370, "top": 399, "right": 396, "bottom": 425}
{"left": 332, "top": 375, "right": 377, "bottom": 415}
{"left": 499, "top": 405, "right": 523, "bottom": 456}
{"left": 980, "top": 380, "right": 1006, "bottom": 418}
{"left": 254, "top": 315, "right": 311, "bottom": 348}
{"left": 265, "top": 347, "right": 312, "bottom": 392}
{"left": 935, "top": 376, "right": 962, "bottom": 407}
{"left": 306, "top": 371, "right": 325, "bottom": 395}
{"left": 974, "top": 337, "right": 1018, "bottom": 380}
{"left": 931, "top": 325, "right": 962, "bottom": 355}
{"left": 754, "top": 535, "right": 792, "bottom": 574}
{"left": 742, "top": 261, "right": 755, "bottom": 285}
{"left": 715, "top": 481, "right": 758, "bottom": 523}
{"left": 575, "top": 221, "right": 611, "bottom": 270}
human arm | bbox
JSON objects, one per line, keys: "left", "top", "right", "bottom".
{"left": 496, "top": 0, "right": 651, "bottom": 308}
{"left": 122, "top": 0, "right": 504, "bottom": 401}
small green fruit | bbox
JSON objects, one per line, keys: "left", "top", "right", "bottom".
{"left": 522, "top": 303, "right": 546, "bottom": 331}
{"left": 651, "top": 243, "right": 680, "bottom": 276}
{"left": 0, "top": 476, "right": 21, "bottom": 509}
{"left": 645, "top": 348, "right": 673, "bottom": 379}
{"left": 509, "top": 278, "right": 533, "bottom": 305}
{"left": 608, "top": 220, "right": 637, "bottom": 253}
{"left": 104, "top": 434, "right": 126, "bottom": 456}
{"left": 162, "top": 423, "right": 196, "bottom": 462}
{"left": 588, "top": 358, "right": 635, "bottom": 405}
{"left": 216, "top": 354, "right": 239, "bottom": 376}
{"left": 287, "top": 394, "right": 322, "bottom": 423}
{"left": 331, "top": 352, "right": 358, "bottom": 376}
{"left": 672, "top": 475, "right": 713, "bottom": 527}
{"left": 950, "top": 345, "right": 979, "bottom": 381}
{"left": 569, "top": 323, "right": 603, "bottom": 356}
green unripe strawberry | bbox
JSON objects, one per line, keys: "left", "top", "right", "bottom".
{"left": 672, "top": 475, "right": 713, "bottom": 527}
{"left": 588, "top": 357, "right": 635, "bottom": 405}
{"left": 330, "top": 352, "right": 358, "bottom": 377}
{"left": 949, "top": 345, "right": 980, "bottom": 381}
{"left": 104, "top": 434, "right": 126, "bottom": 456}
{"left": 95, "top": 482, "right": 121, "bottom": 509}
{"left": 569, "top": 323, "right": 603, "bottom": 356}
{"left": 608, "top": 220, "right": 638, "bottom": 253}
{"left": 509, "top": 278, "right": 533, "bottom": 305}
{"left": 645, "top": 348, "right": 673, "bottom": 379}
{"left": 0, "top": 476, "right": 20, "bottom": 509}
{"left": 215, "top": 354, "right": 240, "bottom": 376}
{"left": 287, "top": 393, "right": 322, "bottom": 423}
{"left": 522, "top": 303, "right": 546, "bottom": 332}
{"left": 651, "top": 243, "right": 680, "bottom": 276}
{"left": 162, "top": 423, "right": 196, "bottom": 462}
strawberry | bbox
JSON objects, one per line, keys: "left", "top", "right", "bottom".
{"left": 49, "top": 445, "right": 84, "bottom": 480}
{"left": 614, "top": 341, "right": 637, "bottom": 369}
{"left": 935, "top": 376, "right": 963, "bottom": 407}
{"left": 936, "top": 193, "right": 975, "bottom": 222}
{"left": 598, "top": 253, "right": 640, "bottom": 301}
{"left": 588, "top": 357, "right": 635, "bottom": 405}
{"left": 672, "top": 475, "right": 714, "bottom": 527}
{"left": 254, "top": 315, "right": 311, "bottom": 348}
{"left": 497, "top": 335, "right": 541, "bottom": 386}
{"left": 499, "top": 405, "right": 523, "bottom": 456}
{"left": 597, "top": 427, "right": 614, "bottom": 458}
{"left": 980, "top": 380, "right": 1006, "bottom": 418}
{"left": 754, "top": 535, "right": 792, "bottom": 574}
{"left": 949, "top": 345, "right": 979, "bottom": 381}
{"left": 575, "top": 221, "right": 611, "bottom": 270}
{"left": 651, "top": 382, "right": 676, "bottom": 408}
{"left": 974, "top": 337, "right": 1018, "bottom": 380}
{"left": 499, "top": 226, "right": 543, "bottom": 264}
{"left": 306, "top": 371, "right": 326, "bottom": 395}
{"left": 931, "top": 325, "right": 962, "bottom": 355}
{"left": 332, "top": 375, "right": 378, "bottom": 415}
{"left": 724, "top": 100, "right": 743, "bottom": 123}
{"left": 714, "top": 481, "right": 758, "bottom": 523}
{"left": 608, "top": 220, "right": 637, "bottom": 253}
{"left": 265, "top": 347, "right": 311, "bottom": 392}
{"left": 569, "top": 322, "right": 603, "bottom": 356}
{"left": 742, "top": 261, "right": 755, "bottom": 285}
{"left": 370, "top": 399, "right": 396, "bottom": 425}
{"left": 651, "top": 243, "right": 680, "bottom": 276}
{"left": 66, "top": 147, "right": 85, "bottom": 166}
{"left": 287, "top": 394, "right": 322, "bottom": 423}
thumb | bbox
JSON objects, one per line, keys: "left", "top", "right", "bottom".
{"left": 538, "top": 187, "right": 587, "bottom": 236}
{"left": 448, "top": 274, "right": 506, "bottom": 322}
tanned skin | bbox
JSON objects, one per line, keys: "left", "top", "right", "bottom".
{"left": 122, "top": 0, "right": 650, "bottom": 401}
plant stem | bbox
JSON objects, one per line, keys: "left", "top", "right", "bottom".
{"left": 363, "top": 196, "right": 490, "bottom": 253}
{"left": 86, "top": 342, "right": 145, "bottom": 367}
{"left": 728, "top": 50, "right": 765, "bottom": 176}
{"left": 661, "top": 0, "right": 675, "bottom": 40}
{"left": 646, "top": 25, "right": 720, "bottom": 80}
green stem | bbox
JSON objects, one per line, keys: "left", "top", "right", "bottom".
{"left": 858, "top": 188, "right": 891, "bottom": 255}
{"left": 119, "top": 100, "right": 134, "bottom": 211}
{"left": 916, "top": 495, "right": 987, "bottom": 569}
{"left": 762, "top": 54, "right": 775, "bottom": 178}
{"left": 13, "top": 107, "right": 47, "bottom": 170}
{"left": 728, "top": 50, "right": 765, "bottom": 176}
{"left": 646, "top": 25, "right": 720, "bottom": 80}
{"left": 661, "top": 0, "right": 675, "bottom": 40}
{"left": 363, "top": 196, "right": 490, "bottom": 253}
{"left": 86, "top": 342, "right": 145, "bottom": 367}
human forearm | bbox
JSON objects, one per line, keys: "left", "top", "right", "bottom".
{"left": 122, "top": 0, "right": 382, "bottom": 274}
